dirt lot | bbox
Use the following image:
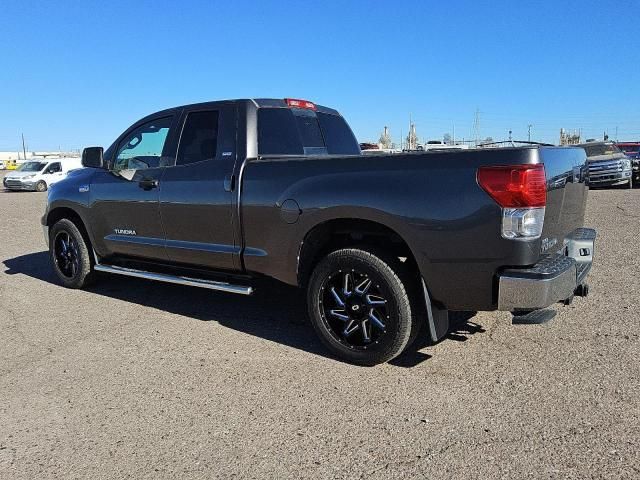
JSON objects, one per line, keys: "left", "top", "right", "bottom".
{"left": 0, "top": 175, "right": 638, "bottom": 479}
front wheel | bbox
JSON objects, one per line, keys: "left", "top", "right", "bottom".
{"left": 50, "top": 218, "right": 94, "bottom": 288}
{"left": 307, "top": 248, "right": 417, "bottom": 366}
{"left": 36, "top": 180, "right": 47, "bottom": 192}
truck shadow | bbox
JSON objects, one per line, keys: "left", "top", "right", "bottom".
{"left": 4, "top": 251, "right": 486, "bottom": 368}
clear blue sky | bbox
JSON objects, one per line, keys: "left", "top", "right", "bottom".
{"left": 1, "top": 0, "right": 639, "bottom": 151}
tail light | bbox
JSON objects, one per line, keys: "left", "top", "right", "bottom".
{"left": 477, "top": 164, "right": 547, "bottom": 240}
{"left": 285, "top": 98, "right": 317, "bottom": 110}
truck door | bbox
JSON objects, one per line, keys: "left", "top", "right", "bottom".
{"left": 159, "top": 104, "right": 239, "bottom": 271}
{"left": 43, "top": 161, "right": 65, "bottom": 185}
{"left": 89, "top": 115, "right": 175, "bottom": 260}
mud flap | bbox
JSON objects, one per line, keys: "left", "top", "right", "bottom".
{"left": 421, "top": 279, "right": 449, "bottom": 342}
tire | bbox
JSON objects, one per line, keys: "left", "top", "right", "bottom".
{"left": 307, "top": 248, "right": 418, "bottom": 366}
{"left": 36, "top": 180, "right": 47, "bottom": 192}
{"left": 49, "top": 218, "right": 94, "bottom": 288}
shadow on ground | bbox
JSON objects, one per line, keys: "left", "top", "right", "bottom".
{"left": 4, "top": 251, "right": 486, "bottom": 367}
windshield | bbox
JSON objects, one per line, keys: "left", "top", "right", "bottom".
{"left": 582, "top": 143, "right": 622, "bottom": 157}
{"left": 17, "top": 161, "right": 47, "bottom": 172}
{"left": 618, "top": 145, "right": 640, "bottom": 154}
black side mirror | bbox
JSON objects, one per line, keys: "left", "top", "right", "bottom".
{"left": 82, "top": 147, "right": 105, "bottom": 169}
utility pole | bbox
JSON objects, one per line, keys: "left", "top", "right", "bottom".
{"left": 528, "top": 124, "right": 533, "bottom": 142}
{"left": 452, "top": 125, "right": 456, "bottom": 145}
{"left": 473, "top": 109, "right": 480, "bottom": 147}
{"left": 21, "top": 133, "right": 27, "bottom": 160}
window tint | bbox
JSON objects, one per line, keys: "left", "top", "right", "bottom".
{"left": 47, "top": 162, "right": 62, "bottom": 173}
{"left": 114, "top": 116, "right": 172, "bottom": 171}
{"left": 258, "top": 107, "right": 360, "bottom": 156}
{"left": 317, "top": 112, "right": 360, "bottom": 155}
{"left": 176, "top": 110, "right": 219, "bottom": 166}
{"left": 258, "top": 108, "right": 304, "bottom": 156}
{"left": 293, "top": 109, "right": 325, "bottom": 154}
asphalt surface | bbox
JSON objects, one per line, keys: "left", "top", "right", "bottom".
{"left": 1, "top": 175, "right": 639, "bottom": 479}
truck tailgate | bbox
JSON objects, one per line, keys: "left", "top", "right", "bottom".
{"left": 539, "top": 147, "right": 589, "bottom": 252}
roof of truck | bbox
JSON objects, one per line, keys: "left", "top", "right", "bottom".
{"left": 144, "top": 98, "right": 341, "bottom": 119}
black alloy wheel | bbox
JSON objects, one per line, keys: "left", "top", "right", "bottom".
{"left": 307, "top": 248, "right": 419, "bottom": 366}
{"left": 320, "top": 269, "right": 389, "bottom": 348}
{"left": 53, "top": 231, "right": 80, "bottom": 279}
{"left": 49, "top": 218, "right": 94, "bottom": 288}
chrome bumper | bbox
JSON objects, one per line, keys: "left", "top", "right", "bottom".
{"left": 497, "top": 228, "right": 596, "bottom": 311}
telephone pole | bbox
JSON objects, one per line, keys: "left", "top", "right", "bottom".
{"left": 528, "top": 124, "right": 533, "bottom": 142}
{"left": 21, "top": 133, "right": 27, "bottom": 160}
{"left": 473, "top": 109, "right": 480, "bottom": 147}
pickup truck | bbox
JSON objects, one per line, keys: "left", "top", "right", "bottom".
{"left": 581, "top": 141, "right": 634, "bottom": 188}
{"left": 42, "top": 98, "right": 596, "bottom": 365}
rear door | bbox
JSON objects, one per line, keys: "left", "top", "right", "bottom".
{"left": 159, "top": 103, "right": 239, "bottom": 270}
{"left": 89, "top": 115, "right": 175, "bottom": 260}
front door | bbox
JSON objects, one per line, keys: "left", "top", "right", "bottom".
{"left": 43, "top": 161, "right": 65, "bottom": 186}
{"left": 159, "top": 105, "right": 238, "bottom": 270}
{"left": 89, "top": 115, "right": 174, "bottom": 260}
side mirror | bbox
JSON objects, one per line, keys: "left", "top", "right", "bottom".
{"left": 82, "top": 147, "right": 105, "bottom": 169}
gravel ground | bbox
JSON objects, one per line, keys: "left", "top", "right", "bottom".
{"left": 1, "top": 175, "right": 639, "bottom": 479}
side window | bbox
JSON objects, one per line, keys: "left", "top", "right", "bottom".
{"left": 114, "top": 116, "right": 172, "bottom": 171}
{"left": 47, "top": 162, "right": 62, "bottom": 173}
{"left": 175, "top": 110, "right": 219, "bottom": 166}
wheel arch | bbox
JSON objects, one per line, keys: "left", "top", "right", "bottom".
{"left": 297, "top": 218, "right": 421, "bottom": 289}
{"left": 46, "top": 207, "right": 93, "bottom": 252}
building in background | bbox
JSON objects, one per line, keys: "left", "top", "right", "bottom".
{"left": 559, "top": 129, "right": 581, "bottom": 145}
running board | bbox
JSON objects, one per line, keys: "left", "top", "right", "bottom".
{"left": 93, "top": 263, "right": 254, "bottom": 296}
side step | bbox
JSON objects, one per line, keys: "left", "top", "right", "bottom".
{"left": 93, "top": 263, "right": 254, "bottom": 296}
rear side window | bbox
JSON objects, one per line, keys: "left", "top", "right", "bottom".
{"left": 258, "top": 108, "right": 303, "bottom": 156}
{"left": 317, "top": 112, "right": 360, "bottom": 155}
{"left": 176, "top": 110, "right": 219, "bottom": 166}
{"left": 258, "top": 108, "right": 360, "bottom": 156}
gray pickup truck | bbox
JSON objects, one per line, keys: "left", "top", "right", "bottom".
{"left": 42, "top": 98, "right": 596, "bottom": 365}
{"left": 581, "top": 141, "right": 633, "bottom": 188}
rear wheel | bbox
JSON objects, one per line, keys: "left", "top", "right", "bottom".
{"left": 36, "top": 180, "right": 47, "bottom": 192}
{"left": 50, "top": 218, "right": 94, "bottom": 288}
{"left": 307, "top": 248, "right": 418, "bottom": 366}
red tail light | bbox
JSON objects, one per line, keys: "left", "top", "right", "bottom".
{"left": 285, "top": 98, "right": 317, "bottom": 110}
{"left": 477, "top": 164, "right": 546, "bottom": 208}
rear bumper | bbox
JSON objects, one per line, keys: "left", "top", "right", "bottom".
{"left": 497, "top": 228, "right": 596, "bottom": 311}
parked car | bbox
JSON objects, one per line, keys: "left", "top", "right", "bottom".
{"left": 616, "top": 142, "right": 640, "bottom": 185}
{"left": 579, "top": 142, "right": 633, "bottom": 188}
{"left": 3, "top": 157, "right": 83, "bottom": 191}
{"left": 42, "top": 98, "right": 596, "bottom": 365}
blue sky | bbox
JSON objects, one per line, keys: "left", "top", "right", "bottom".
{"left": 1, "top": 0, "right": 639, "bottom": 151}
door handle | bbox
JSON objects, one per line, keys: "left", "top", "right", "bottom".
{"left": 139, "top": 178, "right": 159, "bottom": 190}
{"left": 224, "top": 174, "right": 235, "bottom": 192}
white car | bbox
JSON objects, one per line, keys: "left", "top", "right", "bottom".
{"left": 3, "top": 158, "right": 83, "bottom": 192}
